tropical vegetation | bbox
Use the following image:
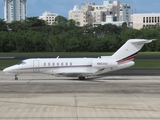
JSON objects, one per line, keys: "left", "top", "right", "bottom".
{"left": 0, "top": 16, "right": 160, "bottom": 52}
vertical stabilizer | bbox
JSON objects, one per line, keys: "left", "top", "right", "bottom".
{"left": 112, "top": 39, "right": 153, "bottom": 63}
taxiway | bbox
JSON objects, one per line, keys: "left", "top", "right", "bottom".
{"left": 0, "top": 71, "right": 160, "bottom": 120}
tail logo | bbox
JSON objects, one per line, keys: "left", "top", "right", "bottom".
{"left": 117, "top": 52, "right": 138, "bottom": 64}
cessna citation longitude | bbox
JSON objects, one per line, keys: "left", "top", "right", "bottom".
{"left": 3, "top": 39, "right": 155, "bottom": 80}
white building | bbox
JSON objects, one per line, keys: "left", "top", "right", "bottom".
{"left": 69, "top": 0, "right": 131, "bottom": 26}
{"left": 131, "top": 13, "right": 160, "bottom": 29}
{"left": 39, "top": 12, "right": 58, "bottom": 25}
{"left": 93, "top": 15, "right": 125, "bottom": 27}
{"left": 69, "top": 3, "right": 96, "bottom": 26}
{"left": 4, "top": 0, "right": 26, "bottom": 22}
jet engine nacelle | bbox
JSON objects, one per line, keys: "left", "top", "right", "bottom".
{"left": 92, "top": 59, "right": 117, "bottom": 68}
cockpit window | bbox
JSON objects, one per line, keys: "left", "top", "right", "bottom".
{"left": 17, "top": 61, "right": 26, "bottom": 65}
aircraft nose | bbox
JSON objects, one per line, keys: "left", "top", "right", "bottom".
{"left": 3, "top": 65, "right": 19, "bottom": 74}
{"left": 3, "top": 67, "right": 13, "bottom": 73}
{"left": 3, "top": 68, "right": 8, "bottom": 73}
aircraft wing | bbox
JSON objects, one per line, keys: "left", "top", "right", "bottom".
{"left": 56, "top": 73, "right": 92, "bottom": 77}
{"left": 54, "top": 68, "right": 97, "bottom": 77}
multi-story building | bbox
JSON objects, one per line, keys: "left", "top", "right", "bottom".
{"left": 4, "top": 0, "right": 26, "bottom": 22}
{"left": 39, "top": 12, "right": 58, "bottom": 25}
{"left": 130, "top": 13, "right": 160, "bottom": 29}
{"left": 120, "top": 3, "right": 131, "bottom": 22}
{"left": 69, "top": 0, "right": 131, "bottom": 26}
{"left": 68, "top": 3, "right": 95, "bottom": 26}
{"left": 93, "top": 15, "right": 125, "bottom": 27}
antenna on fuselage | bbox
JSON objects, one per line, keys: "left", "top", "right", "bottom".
{"left": 56, "top": 56, "right": 59, "bottom": 59}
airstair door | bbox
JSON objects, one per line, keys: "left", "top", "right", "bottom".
{"left": 33, "top": 60, "right": 39, "bottom": 72}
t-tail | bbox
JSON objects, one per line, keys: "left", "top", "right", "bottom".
{"left": 112, "top": 39, "right": 155, "bottom": 64}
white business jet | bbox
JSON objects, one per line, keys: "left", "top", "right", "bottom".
{"left": 3, "top": 39, "right": 154, "bottom": 80}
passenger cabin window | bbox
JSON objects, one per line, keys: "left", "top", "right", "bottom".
{"left": 70, "top": 62, "right": 72, "bottom": 66}
{"left": 57, "top": 63, "right": 59, "bottom": 66}
{"left": 66, "top": 62, "right": 68, "bottom": 66}
{"left": 61, "top": 63, "right": 63, "bottom": 66}
{"left": 48, "top": 63, "right": 50, "bottom": 66}
{"left": 52, "top": 63, "right": 55, "bottom": 66}
{"left": 44, "top": 63, "right": 46, "bottom": 66}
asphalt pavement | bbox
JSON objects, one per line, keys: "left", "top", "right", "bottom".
{"left": 0, "top": 72, "right": 160, "bottom": 120}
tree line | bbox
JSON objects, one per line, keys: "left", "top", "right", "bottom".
{"left": 0, "top": 16, "right": 160, "bottom": 52}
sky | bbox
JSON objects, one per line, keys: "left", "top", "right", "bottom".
{"left": 0, "top": 0, "right": 160, "bottom": 19}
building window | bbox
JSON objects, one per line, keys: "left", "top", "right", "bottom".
{"left": 149, "top": 17, "right": 151, "bottom": 23}
{"left": 143, "top": 17, "right": 145, "bottom": 23}
{"left": 152, "top": 17, "right": 154, "bottom": 23}
{"left": 143, "top": 25, "right": 145, "bottom": 28}
{"left": 158, "top": 17, "right": 160, "bottom": 23}
{"left": 146, "top": 17, "right": 148, "bottom": 23}
{"left": 155, "top": 17, "right": 157, "bottom": 23}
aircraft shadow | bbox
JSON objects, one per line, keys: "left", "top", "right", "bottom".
{"left": 18, "top": 76, "right": 131, "bottom": 82}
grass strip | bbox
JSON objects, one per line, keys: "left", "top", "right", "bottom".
{"left": 132, "top": 59, "right": 160, "bottom": 68}
{"left": 0, "top": 52, "right": 159, "bottom": 57}
{"left": 0, "top": 60, "right": 20, "bottom": 69}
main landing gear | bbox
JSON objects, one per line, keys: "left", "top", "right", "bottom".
{"left": 78, "top": 77, "right": 85, "bottom": 80}
{"left": 15, "top": 75, "right": 18, "bottom": 80}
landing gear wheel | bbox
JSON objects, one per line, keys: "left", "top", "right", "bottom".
{"left": 78, "top": 77, "right": 85, "bottom": 80}
{"left": 15, "top": 75, "right": 18, "bottom": 80}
